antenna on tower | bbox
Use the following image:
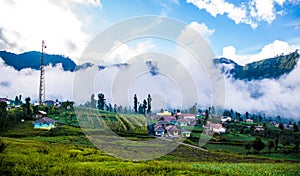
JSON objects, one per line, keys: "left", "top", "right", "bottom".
{"left": 39, "top": 40, "right": 46, "bottom": 105}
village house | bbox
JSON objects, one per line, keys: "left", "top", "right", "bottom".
{"left": 170, "top": 119, "right": 178, "bottom": 125}
{"left": 153, "top": 112, "right": 200, "bottom": 138}
{"left": 154, "top": 125, "right": 165, "bottom": 136}
{"left": 165, "top": 125, "right": 180, "bottom": 137}
{"left": 158, "top": 116, "right": 177, "bottom": 125}
{"left": 179, "top": 113, "right": 196, "bottom": 120}
{"left": 156, "top": 120, "right": 171, "bottom": 128}
{"left": 246, "top": 119, "right": 254, "bottom": 123}
{"left": 157, "top": 110, "right": 172, "bottom": 116}
{"left": 43, "top": 100, "right": 56, "bottom": 106}
{"left": 177, "top": 118, "right": 190, "bottom": 126}
{"left": 0, "top": 98, "right": 14, "bottom": 106}
{"left": 208, "top": 123, "right": 226, "bottom": 134}
{"left": 161, "top": 115, "right": 176, "bottom": 121}
{"left": 180, "top": 128, "right": 191, "bottom": 137}
{"left": 33, "top": 117, "right": 57, "bottom": 130}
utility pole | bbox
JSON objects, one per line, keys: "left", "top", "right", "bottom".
{"left": 39, "top": 40, "right": 46, "bottom": 105}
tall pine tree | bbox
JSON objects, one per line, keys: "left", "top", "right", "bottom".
{"left": 134, "top": 94, "right": 138, "bottom": 113}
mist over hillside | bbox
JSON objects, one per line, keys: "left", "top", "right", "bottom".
{"left": 1, "top": 50, "right": 299, "bottom": 81}
{"left": 0, "top": 50, "right": 300, "bottom": 120}
{"left": 214, "top": 50, "right": 300, "bottom": 81}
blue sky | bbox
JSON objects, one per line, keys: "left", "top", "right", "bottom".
{"left": 0, "top": 0, "right": 299, "bottom": 65}
{"left": 93, "top": 0, "right": 300, "bottom": 58}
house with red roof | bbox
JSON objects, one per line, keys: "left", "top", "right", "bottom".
{"left": 178, "top": 118, "right": 190, "bottom": 126}
{"left": 179, "top": 114, "right": 196, "bottom": 120}
{"left": 165, "top": 125, "right": 180, "bottom": 137}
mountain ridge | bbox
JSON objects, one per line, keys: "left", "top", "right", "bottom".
{"left": 214, "top": 50, "right": 300, "bottom": 81}
{"left": 0, "top": 51, "right": 76, "bottom": 71}
{"left": 0, "top": 50, "right": 131, "bottom": 72}
{"left": 1, "top": 50, "right": 299, "bottom": 81}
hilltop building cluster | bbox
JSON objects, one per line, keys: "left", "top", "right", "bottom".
{"left": 151, "top": 111, "right": 197, "bottom": 137}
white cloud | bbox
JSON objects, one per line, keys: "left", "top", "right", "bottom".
{"left": 222, "top": 40, "right": 297, "bottom": 65}
{"left": 0, "top": 57, "right": 74, "bottom": 102}
{"left": 1, "top": 37, "right": 300, "bottom": 120}
{"left": 249, "top": 0, "right": 276, "bottom": 24}
{"left": 223, "top": 62, "right": 300, "bottom": 119}
{"left": 188, "top": 22, "right": 215, "bottom": 41}
{"left": 187, "top": 0, "right": 287, "bottom": 29}
{"left": 0, "top": 0, "right": 102, "bottom": 62}
{"left": 107, "top": 40, "right": 157, "bottom": 64}
{"left": 275, "top": 0, "right": 286, "bottom": 6}
{"left": 219, "top": 40, "right": 300, "bottom": 119}
{"left": 222, "top": 45, "right": 236, "bottom": 60}
{"left": 186, "top": 0, "right": 253, "bottom": 27}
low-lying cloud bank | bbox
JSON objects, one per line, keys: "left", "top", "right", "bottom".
{"left": 223, "top": 61, "right": 300, "bottom": 119}
{"left": 0, "top": 58, "right": 74, "bottom": 102}
{"left": 0, "top": 52, "right": 300, "bottom": 120}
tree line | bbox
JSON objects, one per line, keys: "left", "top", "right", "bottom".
{"left": 0, "top": 95, "right": 75, "bottom": 132}
{"left": 84, "top": 93, "right": 152, "bottom": 115}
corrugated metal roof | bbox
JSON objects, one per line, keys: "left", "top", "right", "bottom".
{"left": 35, "top": 117, "right": 56, "bottom": 123}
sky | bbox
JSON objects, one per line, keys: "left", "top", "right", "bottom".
{"left": 0, "top": 0, "right": 299, "bottom": 64}
{"left": 1, "top": 0, "right": 300, "bottom": 120}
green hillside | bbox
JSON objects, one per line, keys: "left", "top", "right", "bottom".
{"left": 1, "top": 121, "right": 300, "bottom": 175}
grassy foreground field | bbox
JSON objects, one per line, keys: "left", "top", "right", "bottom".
{"left": 1, "top": 121, "right": 300, "bottom": 175}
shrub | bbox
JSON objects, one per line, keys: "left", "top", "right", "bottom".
{"left": 252, "top": 137, "right": 265, "bottom": 153}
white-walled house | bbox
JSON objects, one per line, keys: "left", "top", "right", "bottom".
{"left": 208, "top": 123, "right": 226, "bottom": 134}
{"left": 178, "top": 118, "right": 190, "bottom": 126}
{"left": 157, "top": 110, "right": 172, "bottom": 116}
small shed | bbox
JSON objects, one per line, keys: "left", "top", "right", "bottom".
{"left": 33, "top": 117, "right": 57, "bottom": 130}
